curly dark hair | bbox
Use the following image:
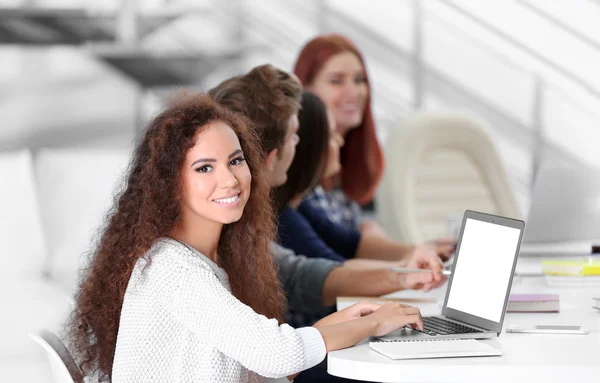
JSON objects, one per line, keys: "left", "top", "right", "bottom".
{"left": 67, "top": 92, "right": 285, "bottom": 381}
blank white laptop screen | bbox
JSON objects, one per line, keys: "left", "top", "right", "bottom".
{"left": 446, "top": 218, "right": 521, "bottom": 323}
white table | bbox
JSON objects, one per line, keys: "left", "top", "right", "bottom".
{"left": 329, "top": 259, "right": 600, "bottom": 383}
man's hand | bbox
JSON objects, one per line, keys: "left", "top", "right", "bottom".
{"left": 403, "top": 245, "right": 447, "bottom": 291}
{"left": 401, "top": 270, "right": 446, "bottom": 292}
{"left": 426, "top": 238, "right": 457, "bottom": 262}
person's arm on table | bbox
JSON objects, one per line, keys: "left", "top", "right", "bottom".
{"left": 322, "top": 266, "right": 446, "bottom": 307}
{"left": 313, "top": 301, "right": 424, "bottom": 351}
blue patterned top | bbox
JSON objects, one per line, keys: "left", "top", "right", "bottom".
{"left": 303, "top": 185, "right": 362, "bottom": 231}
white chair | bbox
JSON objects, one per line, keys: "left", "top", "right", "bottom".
{"left": 29, "top": 330, "right": 84, "bottom": 383}
{"left": 35, "top": 148, "right": 130, "bottom": 294}
{"left": 377, "top": 113, "right": 520, "bottom": 243}
{"left": 0, "top": 150, "right": 73, "bottom": 361}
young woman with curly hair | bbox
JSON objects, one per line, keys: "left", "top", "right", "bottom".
{"left": 67, "top": 92, "right": 424, "bottom": 382}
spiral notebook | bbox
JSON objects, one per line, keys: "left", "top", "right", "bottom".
{"left": 369, "top": 339, "right": 501, "bottom": 360}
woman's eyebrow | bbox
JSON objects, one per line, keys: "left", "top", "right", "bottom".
{"left": 190, "top": 149, "right": 243, "bottom": 168}
{"left": 228, "top": 149, "right": 243, "bottom": 159}
{"left": 190, "top": 157, "right": 216, "bottom": 168}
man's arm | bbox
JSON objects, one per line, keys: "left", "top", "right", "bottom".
{"left": 271, "top": 242, "right": 444, "bottom": 314}
{"left": 270, "top": 242, "right": 340, "bottom": 318}
{"left": 321, "top": 267, "right": 404, "bottom": 307}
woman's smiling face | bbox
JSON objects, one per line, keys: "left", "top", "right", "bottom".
{"left": 179, "top": 121, "right": 252, "bottom": 225}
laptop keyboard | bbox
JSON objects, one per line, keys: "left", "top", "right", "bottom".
{"left": 417, "top": 317, "right": 483, "bottom": 336}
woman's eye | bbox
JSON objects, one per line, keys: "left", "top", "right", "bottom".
{"left": 195, "top": 165, "right": 212, "bottom": 173}
{"left": 230, "top": 157, "right": 246, "bottom": 166}
{"left": 329, "top": 78, "right": 343, "bottom": 85}
{"left": 355, "top": 76, "right": 366, "bottom": 84}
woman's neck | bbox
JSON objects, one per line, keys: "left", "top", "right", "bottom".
{"left": 169, "top": 213, "right": 222, "bottom": 263}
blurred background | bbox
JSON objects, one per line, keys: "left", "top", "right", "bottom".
{"left": 1, "top": 0, "right": 599, "bottom": 381}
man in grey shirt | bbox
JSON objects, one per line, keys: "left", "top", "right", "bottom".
{"left": 271, "top": 242, "right": 339, "bottom": 324}
{"left": 271, "top": 241, "right": 433, "bottom": 325}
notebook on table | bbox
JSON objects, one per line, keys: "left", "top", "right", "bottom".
{"left": 369, "top": 339, "right": 501, "bottom": 360}
{"left": 507, "top": 294, "right": 559, "bottom": 313}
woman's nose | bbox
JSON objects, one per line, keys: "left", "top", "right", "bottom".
{"left": 218, "top": 168, "right": 239, "bottom": 188}
{"left": 343, "top": 81, "right": 360, "bottom": 97}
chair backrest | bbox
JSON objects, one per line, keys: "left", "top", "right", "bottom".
{"left": 35, "top": 148, "right": 130, "bottom": 294}
{"left": 377, "top": 113, "right": 520, "bottom": 243}
{"left": 29, "top": 330, "right": 84, "bottom": 383}
{"left": 0, "top": 149, "right": 47, "bottom": 281}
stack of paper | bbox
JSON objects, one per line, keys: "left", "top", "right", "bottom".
{"left": 507, "top": 294, "right": 559, "bottom": 313}
{"left": 545, "top": 275, "right": 600, "bottom": 287}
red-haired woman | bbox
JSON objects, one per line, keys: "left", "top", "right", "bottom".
{"left": 294, "top": 34, "right": 455, "bottom": 258}
{"left": 67, "top": 92, "right": 424, "bottom": 383}
{"left": 294, "top": 34, "right": 382, "bottom": 231}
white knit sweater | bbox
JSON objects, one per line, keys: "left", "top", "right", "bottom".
{"left": 112, "top": 238, "right": 327, "bottom": 383}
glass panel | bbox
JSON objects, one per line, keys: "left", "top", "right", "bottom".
{"left": 422, "top": 14, "right": 534, "bottom": 126}
{"left": 326, "top": 0, "right": 414, "bottom": 52}
{"left": 423, "top": 92, "right": 448, "bottom": 112}
{"left": 369, "top": 61, "right": 413, "bottom": 107}
{"left": 445, "top": 0, "right": 600, "bottom": 93}
{"left": 494, "top": 133, "right": 532, "bottom": 218}
{"left": 246, "top": 0, "right": 318, "bottom": 46}
{"left": 543, "top": 86, "right": 600, "bottom": 168}
{"left": 521, "top": 0, "right": 600, "bottom": 46}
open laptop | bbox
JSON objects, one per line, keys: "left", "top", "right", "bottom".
{"left": 380, "top": 210, "right": 525, "bottom": 341}
{"left": 519, "top": 164, "right": 600, "bottom": 257}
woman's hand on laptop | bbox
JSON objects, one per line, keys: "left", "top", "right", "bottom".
{"left": 312, "top": 302, "right": 423, "bottom": 352}
{"left": 314, "top": 301, "right": 423, "bottom": 331}
{"left": 368, "top": 302, "right": 424, "bottom": 336}
{"left": 314, "top": 301, "right": 384, "bottom": 327}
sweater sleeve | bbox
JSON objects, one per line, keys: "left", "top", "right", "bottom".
{"left": 278, "top": 207, "right": 347, "bottom": 262}
{"left": 297, "top": 200, "right": 361, "bottom": 258}
{"left": 165, "top": 258, "right": 326, "bottom": 379}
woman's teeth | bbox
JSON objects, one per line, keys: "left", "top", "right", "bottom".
{"left": 214, "top": 195, "right": 239, "bottom": 204}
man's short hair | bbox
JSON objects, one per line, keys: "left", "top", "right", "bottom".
{"left": 209, "top": 64, "right": 302, "bottom": 154}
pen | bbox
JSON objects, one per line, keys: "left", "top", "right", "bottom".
{"left": 391, "top": 267, "right": 452, "bottom": 276}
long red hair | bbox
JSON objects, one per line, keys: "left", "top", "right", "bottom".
{"left": 293, "top": 33, "right": 384, "bottom": 205}
{"left": 67, "top": 93, "right": 284, "bottom": 381}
